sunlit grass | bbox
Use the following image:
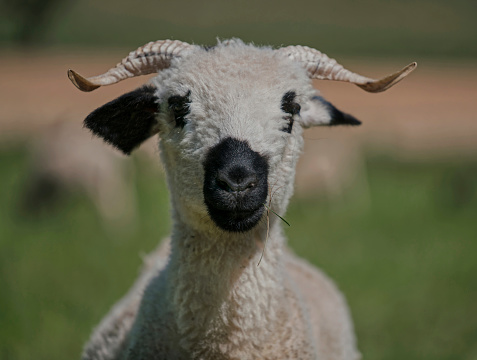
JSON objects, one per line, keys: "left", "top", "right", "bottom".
{"left": 1, "top": 145, "right": 476, "bottom": 359}
{"left": 286, "top": 157, "right": 477, "bottom": 359}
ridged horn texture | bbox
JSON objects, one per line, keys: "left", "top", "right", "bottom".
{"left": 277, "top": 45, "right": 417, "bottom": 93}
{"left": 68, "top": 40, "right": 196, "bottom": 92}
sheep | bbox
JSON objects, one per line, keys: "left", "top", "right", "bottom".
{"left": 21, "top": 119, "right": 137, "bottom": 230}
{"left": 68, "top": 38, "right": 416, "bottom": 360}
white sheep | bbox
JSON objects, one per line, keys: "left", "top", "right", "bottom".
{"left": 68, "top": 38, "right": 416, "bottom": 360}
{"left": 22, "top": 120, "right": 137, "bottom": 228}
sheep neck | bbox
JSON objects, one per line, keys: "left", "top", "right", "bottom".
{"left": 166, "top": 219, "right": 288, "bottom": 357}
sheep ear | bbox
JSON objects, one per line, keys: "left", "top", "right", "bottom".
{"left": 84, "top": 85, "right": 159, "bottom": 155}
{"left": 299, "top": 95, "right": 361, "bottom": 128}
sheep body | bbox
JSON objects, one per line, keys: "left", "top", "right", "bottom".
{"left": 83, "top": 238, "right": 358, "bottom": 360}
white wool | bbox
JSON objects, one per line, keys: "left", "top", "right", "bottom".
{"left": 81, "top": 39, "right": 360, "bottom": 360}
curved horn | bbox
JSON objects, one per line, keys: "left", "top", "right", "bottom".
{"left": 277, "top": 45, "right": 416, "bottom": 93}
{"left": 68, "top": 40, "right": 196, "bottom": 92}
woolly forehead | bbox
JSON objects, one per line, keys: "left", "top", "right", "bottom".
{"left": 159, "top": 44, "right": 312, "bottom": 95}
{"left": 153, "top": 45, "right": 312, "bottom": 149}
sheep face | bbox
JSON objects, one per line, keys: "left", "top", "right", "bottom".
{"left": 150, "top": 44, "right": 314, "bottom": 233}
{"left": 82, "top": 41, "right": 362, "bottom": 234}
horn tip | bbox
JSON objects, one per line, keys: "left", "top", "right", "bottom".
{"left": 405, "top": 61, "right": 418, "bottom": 73}
{"left": 358, "top": 61, "right": 418, "bottom": 93}
{"left": 67, "top": 69, "right": 100, "bottom": 92}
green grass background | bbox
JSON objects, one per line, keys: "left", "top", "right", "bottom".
{"left": 1, "top": 145, "right": 476, "bottom": 360}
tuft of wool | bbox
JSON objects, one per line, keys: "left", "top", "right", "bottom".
{"left": 80, "top": 39, "right": 361, "bottom": 360}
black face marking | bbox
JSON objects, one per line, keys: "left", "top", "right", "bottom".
{"left": 203, "top": 137, "right": 269, "bottom": 233}
{"left": 314, "top": 96, "right": 361, "bottom": 126}
{"left": 281, "top": 91, "right": 301, "bottom": 133}
{"left": 84, "top": 85, "right": 158, "bottom": 155}
{"left": 168, "top": 91, "right": 191, "bottom": 128}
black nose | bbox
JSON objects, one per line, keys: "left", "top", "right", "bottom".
{"left": 203, "top": 137, "right": 269, "bottom": 232}
{"left": 217, "top": 167, "right": 257, "bottom": 192}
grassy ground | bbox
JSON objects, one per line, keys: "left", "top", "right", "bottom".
{"left": 287, "top": 156, "right": 477, "bottom": 359}
{"left": 0, "top": 146, "right": 171, "bottom": 359}
{"left": 1, "top": 144, "right": 476, "bottom": 359}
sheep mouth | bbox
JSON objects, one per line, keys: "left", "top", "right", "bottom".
{"left": 206, "top": 204, "right": 265, "bottom": 233}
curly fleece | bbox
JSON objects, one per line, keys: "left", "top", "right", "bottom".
{"left": 81, "top": 39, "right": 360, "bottom": 360}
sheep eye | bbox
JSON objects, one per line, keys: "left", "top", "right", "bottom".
{"left": 168, "top": 90, "right": 191, "bottom": 128}
{"left": 280, "top": 91, "right": 301, "bottom": 134}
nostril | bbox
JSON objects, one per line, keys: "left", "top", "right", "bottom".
{"left": 239, "top": 176, "right": 257, "bottom": 191}
{"left": 217, "top": 177, "right": 233, "bottom": 192}
{"left": 217, "top": 170, "right": 257, "bottom": 192}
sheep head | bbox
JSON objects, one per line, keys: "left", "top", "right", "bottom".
{"left": 69, "top": 39, "right": 416, "bottom": 234}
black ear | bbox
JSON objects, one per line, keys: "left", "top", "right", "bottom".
{"left": 299, "top": 95, "right": 361, "bottom": 128}
{"left": 84, "top": 85, "right": 159, "bottom": 155}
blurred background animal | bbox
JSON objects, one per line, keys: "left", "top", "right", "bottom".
{"left": 21, "top": 120, "right": 138, "bottom": 231}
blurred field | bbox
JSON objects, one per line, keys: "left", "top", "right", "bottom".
{"left": 2, "top": 138, "right": 477, "bottom": 360}
{"left": 2, "top": 0, "right": 477, "bottom": 58}
{"left": 0, "top": 51, "right": 476, "bottom": 360}
{"left": 1, "top": 0, "right": 477, "bottom": 358}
